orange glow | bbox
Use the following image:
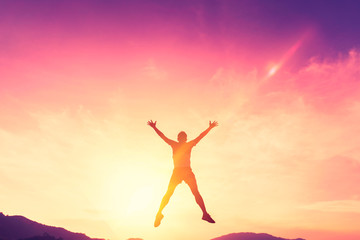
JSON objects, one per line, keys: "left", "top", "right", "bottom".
{"left": 1, "top": 3, "right": 359, "bottom": 239}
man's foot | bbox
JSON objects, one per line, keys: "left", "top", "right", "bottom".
{"left": 154, "top": 213, "right": 164, "bottom": 227}
{"left": 202, "top": 212, "right": 215, "bottom": 223}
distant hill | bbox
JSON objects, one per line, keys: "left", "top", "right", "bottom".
{"left": 0, "top": 212, "right": 104, "bottom": 240}
{"left": 0, "top": 212, "right": 305, "bottom": 240}
{"left": 211, "top": 232, "right": 305, "bottom": 240}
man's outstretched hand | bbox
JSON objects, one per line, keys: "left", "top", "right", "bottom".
{"left": 147, "top": 120, "right": 157, "bottom": 128}
{"left": 209, "top": 121, "right": 219, "bottom": 129}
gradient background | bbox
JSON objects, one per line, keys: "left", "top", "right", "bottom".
{"left": 1, "top": 1, "right": 360, "bottom": 240}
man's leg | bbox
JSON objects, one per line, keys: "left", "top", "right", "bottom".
{"left": 155, "top": 174, "right": 180, "bottom": 227}
{"left": 185, "top": 171, "right": 215, "bottom": 223}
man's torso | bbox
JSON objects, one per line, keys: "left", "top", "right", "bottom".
{"left": 170, "top": 141, "right": 196, "bottom": 168}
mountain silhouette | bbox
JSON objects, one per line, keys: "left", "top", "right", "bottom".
{"left": 1, "top": 212, "right": 305, "bottom": 240}
{"left": 212, "top": 232, "right": 305, "bottom": 240}
{"left": 0, "top": 212, "right": 104, "bottom": 240}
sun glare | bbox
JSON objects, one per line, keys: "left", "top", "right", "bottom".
{"left": 98, "top": 161, "right": 164, "bottom": 223}
{"left": 268, "top": 65, "right": 279, "bottom": 77}
{"left": 126, "top": 186, "right": 155, "bottom": 214}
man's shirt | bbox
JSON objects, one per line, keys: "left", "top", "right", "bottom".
{"left": 169, "top": 140, "right": 198, "bottom": 168}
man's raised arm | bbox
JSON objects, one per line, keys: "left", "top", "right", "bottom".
{"left": 147, "top": 120, "right": 176, "bottom": 145}
{"left": 191, "top": 121, "right": 218, "bottom": 145}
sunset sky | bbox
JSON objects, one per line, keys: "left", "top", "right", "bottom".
{"left": 1, "top": 1, "right": 360, "bottom": 240}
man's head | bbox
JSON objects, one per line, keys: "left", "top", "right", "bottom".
{"left": 177, "top": 131, "right": 187, "bottom": 143}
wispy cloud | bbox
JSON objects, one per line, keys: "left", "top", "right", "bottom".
{"left": 143, "top": 59, "right": 168, "bottom": 81}
{"left": 301, "top": 200, "right": 360, "bottom": 213}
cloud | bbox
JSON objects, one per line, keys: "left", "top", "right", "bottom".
{"left": 308, "top": 156, "right": 360, "bottom": 201}
{"left": 143, "top": 59, "right": 168, "bottom": 81}
{"left": 292, "top": 49, "right": 360, "bottom": 113}
{"left": 216, "top": 49, "right": 360, "bottom": 115}
{"left": 301, "top": 200, "right": 360, "bottom": 213}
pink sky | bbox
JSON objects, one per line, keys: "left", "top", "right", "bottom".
{"left": 1, "top": 1, "right": 360, "bottom": 240}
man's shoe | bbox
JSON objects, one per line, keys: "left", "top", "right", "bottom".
{"left": 154, "top": 213, "right": 164, "bottom": 227}
{"left": 202, "top": 213, "right": 215, "bottom": 223}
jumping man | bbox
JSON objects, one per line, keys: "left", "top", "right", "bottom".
{"left": 147, "top": 120, "right": 218, "bottom": 227}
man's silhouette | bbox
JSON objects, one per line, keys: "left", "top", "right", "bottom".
{"left": 147, "top": 120, "right": 218, "bottom": 227}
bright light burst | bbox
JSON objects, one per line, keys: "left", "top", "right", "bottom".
{"left": 268, "top": 65, "right": 279, "bottom": 77}
{"left": 266, "top": 30, "right": 310, "bottom": 78}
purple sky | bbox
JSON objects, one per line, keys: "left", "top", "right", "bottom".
{"left": 1, "top": 0, "right": 360, "bottom": 60}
